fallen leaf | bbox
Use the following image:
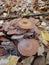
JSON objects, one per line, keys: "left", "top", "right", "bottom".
{"left": 33, "top": 56, "right": 46, "bottom": 65}
{"left": 21, "top": 56, "right": 34, "bottom": 64}
{"left": 6, "top": 55, "right": 19, "bottom": 65}
{"left": 41, "top": 31, "right": 49, "bottom": 41}
{"left": 38, "top": 35, "right": 49, "bottom": 47}
{"left": 37, "top": 44, "right": 44, "bottom": 56}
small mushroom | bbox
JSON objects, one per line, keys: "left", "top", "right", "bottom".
{"left": 11, "top": 35, "right": 24, "bottom": 40}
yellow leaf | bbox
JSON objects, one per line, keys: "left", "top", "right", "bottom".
{"left": 25, "top": 11, "right": 30, "bottom": 14}
{"left": 41, "top": 31, "right": 49, "bottom": 41}
{"left": 6, "top": 55, "right": 19, "bottom": 65}
{"left": 38, "top": 25, "right": 44, "bottom": 28}
{"left": 21, "top": 56, "right": 34, "bottom": 64}
{"left": 38, "top": 25, "right": 44, "bottom": 30}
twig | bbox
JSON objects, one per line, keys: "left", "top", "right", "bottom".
{"left": 23, "top": 12, "right": 49, "bottom": 17}
{"left": 0, "top": 12, "right": 49, "bottom": 20}
{"left": 39, "top": 6, "right": 49, "bottom": 9}
{"left": 0, "top": 16, "right": 18, "bottom": 20}
{"left": 0, "top": 45, "right": 15, "bottom": 48}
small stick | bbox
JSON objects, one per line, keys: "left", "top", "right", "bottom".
{"left": 0, "top": 12, "right": 49, "bottom": 20}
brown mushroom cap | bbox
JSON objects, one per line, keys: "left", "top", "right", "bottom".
{"left": 18, "top": 18, "right": 35, "bottom": 29}
{"left": 18, "top": 39, "right": 39, "bottom": 56}
{"left": 7, "top": 29, "right": 27, "bottom": 35}
{"left": 0, "top": 37, "right": 9, "bottom": 41}
{"left": 18, "top": 18, "right": 39, "bottom": 30}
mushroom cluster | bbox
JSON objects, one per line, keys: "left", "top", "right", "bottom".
{"left": 0, "top": 0, "right": 49, "bottom": 65}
